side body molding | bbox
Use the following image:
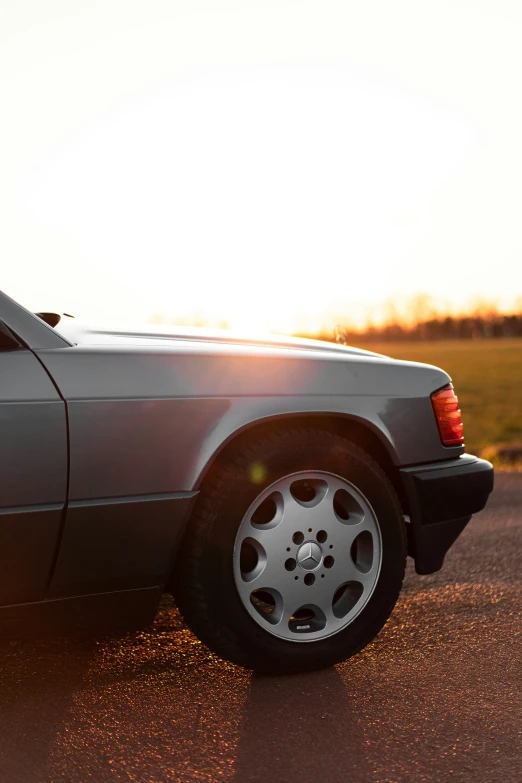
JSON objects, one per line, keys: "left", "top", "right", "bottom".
{"left": 47, "top": 492, "right": 198, "bottom": 598}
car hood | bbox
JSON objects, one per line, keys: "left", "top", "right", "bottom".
{"left": 54, "top": 318, "right": 385, "bottom": 359}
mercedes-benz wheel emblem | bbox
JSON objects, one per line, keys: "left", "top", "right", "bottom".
{"left": 296, "top": 541, "right": 323, "bottom": 571}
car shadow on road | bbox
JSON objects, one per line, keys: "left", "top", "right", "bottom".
{"left": 0, "top": 599, "right": 375, "bottom": 783}
{"left": 231, "top": 667, "right": 372, "bottom": 783}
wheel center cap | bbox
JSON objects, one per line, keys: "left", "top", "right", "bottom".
{"left": 296, "top": 541, "right": 323, "bottom": 571}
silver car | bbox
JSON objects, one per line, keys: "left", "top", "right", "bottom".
{"left": 0, "top": 291, "right": 493, "bottom": 673}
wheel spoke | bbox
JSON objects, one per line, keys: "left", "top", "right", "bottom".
{"left": 236, "top": 554, "right": 281, "bottom": 594}
{"left": 279, "top": 585, "right": 313, "bottom": 629}
{"left": 279, "top": 485, "right": 334, "bottom": 530}
{"left": 325, "top": 520, "right": 366, "bottom": 551}
{"left": 241, "top": 524, "right": 288, "bottom": 561}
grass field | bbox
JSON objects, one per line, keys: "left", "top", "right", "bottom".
{"left": 350, "top": 338, "right": 522, "bottom": 464}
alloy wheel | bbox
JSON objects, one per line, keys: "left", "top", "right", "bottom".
{"left": 233, "top": 470, "right": 382, "bottom": 642}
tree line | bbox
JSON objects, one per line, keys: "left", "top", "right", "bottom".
{"left": 310, "top": 312, "right": 522, "bottom": 343}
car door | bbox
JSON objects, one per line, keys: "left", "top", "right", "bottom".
{"left": 0, "top": 318, "right": 67, "bottom": 605}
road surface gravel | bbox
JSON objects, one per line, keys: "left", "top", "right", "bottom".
{"left": 0, "top": 473, "right": 520, "bottom": 783}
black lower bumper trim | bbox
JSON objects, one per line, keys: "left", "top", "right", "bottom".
{"left": 401, "top": 455, "right": 494, "bottom": 574}
{"left": 406, "top": 516, "right": 471, "bottom": 575}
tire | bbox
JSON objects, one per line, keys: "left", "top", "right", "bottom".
{"left": 173, "top": 427, "right": 406, "bottom": 674}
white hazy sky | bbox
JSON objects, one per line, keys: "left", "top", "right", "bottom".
{"left": 1, "top": 0, "right": 521, "bottom": 332}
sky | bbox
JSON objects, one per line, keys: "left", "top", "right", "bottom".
{"left": 1, "top": 0, "right": 521, "bottom": 333}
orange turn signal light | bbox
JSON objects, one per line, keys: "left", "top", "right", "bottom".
{"left": 431, "top": 383, "right": 464, "bottom": 446}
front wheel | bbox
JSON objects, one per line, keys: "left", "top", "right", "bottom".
{"left": 173, "top": 428, "right": 406, "bottom": 674}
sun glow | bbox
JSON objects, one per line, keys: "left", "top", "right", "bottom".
{"left": 1, "top": 1, "right": 521, "bottom": 332}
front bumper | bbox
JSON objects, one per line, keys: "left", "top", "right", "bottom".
{"left": 400, "top": 454, "right": 494, "bottom": 574}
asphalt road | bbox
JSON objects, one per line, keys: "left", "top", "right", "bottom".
{"left": 0, "top": 474, "right": 520, "bottom": 783}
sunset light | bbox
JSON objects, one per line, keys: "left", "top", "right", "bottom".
{"left": 1, "top": 1, "right": 521, "bottom": 333}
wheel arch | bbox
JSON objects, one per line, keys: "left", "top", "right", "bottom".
{"left": 192, "top": 412, "right": 408, "bottom": 513}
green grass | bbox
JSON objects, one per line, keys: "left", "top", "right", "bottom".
{"left": 351, "top": 338, "right": 522, "bottom": 460}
